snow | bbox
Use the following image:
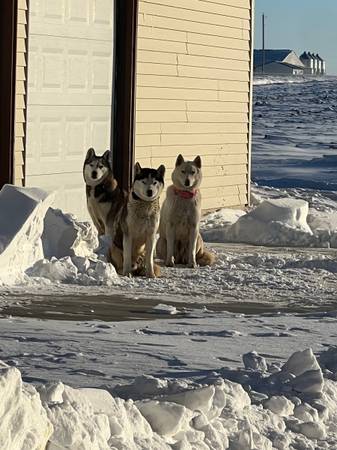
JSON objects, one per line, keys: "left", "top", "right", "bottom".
{"left": 2, "top": 340, "right": 337, "bottom": 449}
{"left": 0, "top": 363, "right": 53, "bottom": 450}
{"left": 0, "top": 185, "right": 54, "bottom": 283}
{"left": 1, "top": 79, "right": 337, "bottom": 448}
{"left": 252, "top": 76, "right": 337, "bottom": 190}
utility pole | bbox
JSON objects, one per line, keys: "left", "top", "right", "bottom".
{"left": 262, "top": 13, "right": 265, "bottom": 74}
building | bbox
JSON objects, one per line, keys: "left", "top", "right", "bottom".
{"left": 0, "top": 0, "right": 254, "bottom": 219}
{"left": 300, "top": 51, "right": 326, "bottom": 75}
{"left": 254, "top": 49, "right": 305, "bottom": 75}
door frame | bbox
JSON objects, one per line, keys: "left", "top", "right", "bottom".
{"left": 0, "top": 0, "right": 139, "bottom": 193}
{"left": 112, "top": 0, "right": 139, "bottom": 191}
{"left": 0, "top": 0, "right": 18, "bottom": 188}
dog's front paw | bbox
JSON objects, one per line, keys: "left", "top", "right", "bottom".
{"left": 146, "top": 270, "right": 156, "bottom": 278}
{"left": 165, "top": 258, "right": 174, "bottom": 268}
{"left": 123, "top": 268, "right": 133, "bottom": 277}
{"left": 188, "top": 261, "right": 197, "bottom": 269}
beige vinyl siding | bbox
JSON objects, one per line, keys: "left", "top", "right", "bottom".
{"left": 14, "top": 0, "right": 28, "bottom": 186}
{"left": 135, "top": 0, "right": 253, "bottom": 209}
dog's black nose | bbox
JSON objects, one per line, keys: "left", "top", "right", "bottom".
{"left": 147, "top": 189, "right": 153, "bottom": 197}
{"left": 185, "top": 179, "right": 190, "bottom": 187}
{"left": 92, "top": 171, "right": 97, "bottom": 179}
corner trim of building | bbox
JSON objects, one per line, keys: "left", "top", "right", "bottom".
{"left": 247, "top": 0, "right": 255, "bottom": 207}
{"left": 0, "top": 0, "right": 18, "bottom": 188}
{"left": 112, "top": 0, "right": 139, "bottom": 191}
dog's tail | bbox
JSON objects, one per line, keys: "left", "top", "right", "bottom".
{"left": 197, "top": 248, "right": 216, "bottom": 266}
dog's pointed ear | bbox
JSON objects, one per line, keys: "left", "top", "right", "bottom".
{"left": 134, "top": 162, "right": 142, "bottom": 176}
{"left": 194, "top": 156, "right": 202, "bottom": 169}
{"left": 175, "top": 154, "right": 184, "bottom": 167}
{"left": 86, "top": 148, "right": 95, "bottom": 161}
{"left": 157, "top": 164, "right": 166, "bottom": 179}
{"left": 102, "top": 150, "right": 111, "bottom": 164}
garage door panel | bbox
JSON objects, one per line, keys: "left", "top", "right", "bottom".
{"left": 28, "top": 35, "right": 113, "bottom": 104}
{"left": 26, "top": 0, "right": 114, "bottom": 218}
{"left": 30, "top": 0, "right": 113, "bottom": 41}
{"left": 28, "top": 172, "right": 87, "bottom": 220}
{"left": 26, "top": 106, "right": 111, "bottom": 176}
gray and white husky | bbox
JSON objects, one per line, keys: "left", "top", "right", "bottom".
{"left": 122, "top": 163, "right": 165, "bottom": 278}
{"left": 83, "top": 147, "right": 126, "bottom": 240}
{"left": 157, "top": 154, "right": 215, "bottom": 268}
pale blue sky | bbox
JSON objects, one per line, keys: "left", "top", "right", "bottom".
{"left": 254, "top": 0, "right": 337, "bottom": 74}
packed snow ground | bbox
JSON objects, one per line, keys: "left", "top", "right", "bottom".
{"left": 2, "top": 314, "right": 337, "bottom": 449}
{"left": 1, "top": 77, "right": 337, "bottom": 449}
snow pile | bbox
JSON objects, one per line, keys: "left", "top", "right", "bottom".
{"left": 27, "top": 256, "right": 121, "bottom": 286}
{"left": 228, "top": 197, "right": 315, "bottom": 247}
{"left": 42, "top": 208, "right": 98, "bottom": 259}
{"left": 0, "top": 362, "right": 53, "bottom": 449}
{"left": 202, "top": 188, "right": 337, "bottom": 248}
{"left": 0, "top": 185, "right": 54, "bottom": 283}
{"left": 3, "top": 347, "right": 337, "bottom": 449}
{"left": 0, "top": 185, "right": 120, "bottom": 287}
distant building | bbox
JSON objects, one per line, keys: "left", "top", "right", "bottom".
{"left": 254, "top": 50, "right": 305, "bottom": 75}
{"left": 300, "top": 52, "right": 326, "bottom": 75}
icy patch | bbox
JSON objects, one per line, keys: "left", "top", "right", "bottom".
{"left": 152, "top": 304, "right": 178, "bottom": 315}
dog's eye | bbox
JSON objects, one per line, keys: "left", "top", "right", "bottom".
{"left": 191, "top": 170, "right": 196, "bottom": 175}
{"left": 142, "top": 180, "right": 146, "bottom": 184}
{"left": 181, "top": 170, "right": 186, "bottom": 174}
{"left": 153, "top": 181, "right": 158, "bottom": 185}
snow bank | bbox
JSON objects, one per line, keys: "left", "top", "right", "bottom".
{"left": 202, "top": 189, "right": 337, "bottom": 248}
{"left": 0, "top": 185, "right": 54, "bottom": 283}
{"left": 3, "top": 346, "right": 337, "bottom": 449}
{"left": 0, "top": 362, "right": 53, "bottom": 450}
{"left": 228, "top": 198, "right": 315, "bottom": 247}
{"left": 0, "top": 185, "right": 120, "bottom": 287}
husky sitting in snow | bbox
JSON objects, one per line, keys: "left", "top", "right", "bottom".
{"left": 157, "top": 154, "right": 215, "bottom": 268}
{"left": 121, "top": 163, "right": 165, "bottom": 278}
{"left": 83, "top": 148, "right": 126, "bottom": 237}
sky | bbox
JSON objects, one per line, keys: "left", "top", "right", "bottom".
{"left": 254, "top": 0, "right": 337, "bottom": 74}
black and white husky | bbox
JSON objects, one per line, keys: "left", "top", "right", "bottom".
{"left": 122, "top": 163, "right": 165, "bottom": 278}
{"left": 83, "top": 148, "right": 125, "bottom": 240}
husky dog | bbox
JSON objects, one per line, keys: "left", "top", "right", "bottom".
{"left": 83, "top": 148, "right": 126, "bottom": 272}
{"left": 157, "top": 154, "right": 215, "bottom": 268}
{"left": 122, "top": 163, "right": 165, "bottom": 278}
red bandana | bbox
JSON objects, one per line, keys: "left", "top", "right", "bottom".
{"left": 174, "top": 188, "right": 197, "bottom": 199}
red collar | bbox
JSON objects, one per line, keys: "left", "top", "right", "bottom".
{"left": 174, "top": 187, "right": 197, "bottom": 199}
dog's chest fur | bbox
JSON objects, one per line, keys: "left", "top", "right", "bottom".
{"left": 86, "top": 177, "right": 124, "bottom": 234}
{"left": 87, "top": 185, "right": 110, "bottom": 220}
{"left": 165, "top": 186, "right": 201, "bottom": 229}
{"left": 126, "top": 197, "right": 160, "bottom": 239}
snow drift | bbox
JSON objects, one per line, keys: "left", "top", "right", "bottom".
{"left": 3, "top": 347, "right": 337, "bottom": 449}
{"left": 202, "top": 188, "right": 337, "bottom": 248}
{"left": 0, "top": 185, "right": 118, "bottom": 286}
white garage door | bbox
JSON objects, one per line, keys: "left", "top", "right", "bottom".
{"left": 26, "top": 0, "right": 114, "bottom": 219}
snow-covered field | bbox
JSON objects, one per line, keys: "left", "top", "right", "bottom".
{"left": 253, "top": 76, "right": 337, "bottom": 190}
{"left": 1, "top": 77, "right": 337, "bottom": 449}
